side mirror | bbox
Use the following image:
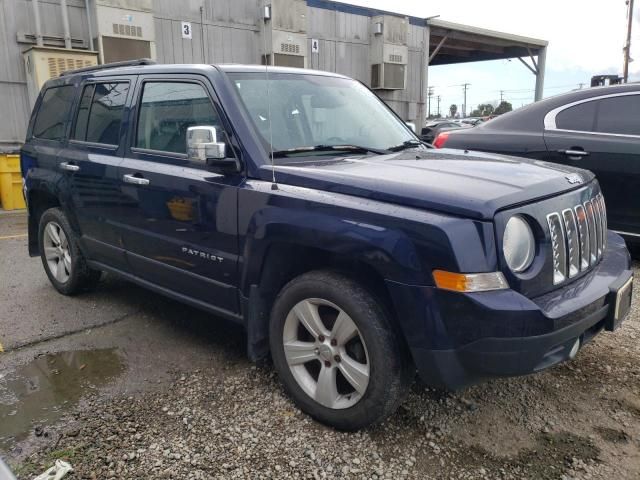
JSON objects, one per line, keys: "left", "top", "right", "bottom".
{"left": 405, "top": 121, "right": 416, "bottom": 133}
{"left": 186, "top": 126, "right": 239, "bottom": 173}
{"left": 187, "top": 126, "right": 226, "bottom": 161}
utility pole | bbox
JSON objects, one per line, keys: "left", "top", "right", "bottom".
{"left": 462, "top": 83, "right": 470, "bottom": 117}
{"left": 436, "top": 95, "right": 441, "bottom": 117}
{"left": 499, "top": 90, "right": 504, "bottom": 104}
{"left": 623, "top": 0, "right": 635, "bottom": 83}
{"left": 427, "top": 86, "right": 434, "bottom": 119}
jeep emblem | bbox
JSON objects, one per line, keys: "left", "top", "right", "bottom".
{"left": 565, "top": 174, "right": 583, "bottom": 185}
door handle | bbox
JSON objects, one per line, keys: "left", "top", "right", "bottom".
{"left": 559, "top": 149, "right": 589, "bottom": 159}
{"left": 59, "top": 162, "right": 80, "bottom": 172}
{"left": 123, "top": 174, "right": 150, "bottom": 186}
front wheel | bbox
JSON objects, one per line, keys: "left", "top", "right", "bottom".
{"left": 269, "top": 270, "right": 410, "bottom": 430}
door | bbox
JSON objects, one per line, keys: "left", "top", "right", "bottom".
{"left": 543, "top": 93, "right": 640, "bottom": 237}
{"left": 117, "top": 76, "right": 242, "bottom": 315}
{"left": 60, "top": 79, "right": 134, "bottom": 270}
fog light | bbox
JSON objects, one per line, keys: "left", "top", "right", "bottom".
{"left": 568, "top": 338, "right": 581, "bottom": 360}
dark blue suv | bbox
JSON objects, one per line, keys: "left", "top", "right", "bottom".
{"left": 21, "top": 60, "right": 633, "bottom": 430}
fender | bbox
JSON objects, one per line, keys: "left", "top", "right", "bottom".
{"left": 237, "top": 180, "right": 498, "bottom": 361}
{"left": 238, "top": 180, "right": 498, "bottom": 294}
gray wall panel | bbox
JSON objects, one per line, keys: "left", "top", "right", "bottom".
{"left": 1, "top": 0, "right": 431, "bottom": 146}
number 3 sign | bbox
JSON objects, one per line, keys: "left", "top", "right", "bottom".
{"left": 182, "top": 21, "right": 192, "bottom": 39}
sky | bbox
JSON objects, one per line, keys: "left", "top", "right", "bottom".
{"left": 342, "top": 0, "right": 640, "bottom": 114}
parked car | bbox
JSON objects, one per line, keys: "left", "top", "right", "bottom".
{"left": 419, "top": 120, "right": 466, "bottom": 143}
{"left": 21, "top": 61, "right": 633, "bottom": 430}
{"left": 434, "top": 84, "right": 640, "bottom": 245}
{"left": 458, "top": 117, "right": 485, "bottom": 126}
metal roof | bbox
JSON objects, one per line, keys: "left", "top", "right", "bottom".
{"left": 428, "top": 18, "right": 548, "bottom": 66}
{"left": 307, "top": 1, "right": 548, "bottom": 67}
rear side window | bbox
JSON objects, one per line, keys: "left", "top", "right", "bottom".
{"left": 32, "top": 85, "right": 75, "bottom": 140}
{"left": 595, "top": 95, "right": 640, "bottom": 136}
{"left": 135, "top": 82, "right": 220, "bottom": 154}
{"left": 555, "top": 101, "right": 597, "bottom": 132}
{"left": 73, "top": 82, "right": 129, "bottom": 145}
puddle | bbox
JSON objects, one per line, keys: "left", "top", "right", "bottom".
{"left": 0, "top": 349, "right": 125, "bottom": 451}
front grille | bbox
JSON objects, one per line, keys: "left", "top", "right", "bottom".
{"left": 547, "top": 193, "right": 607, "bottom": 285}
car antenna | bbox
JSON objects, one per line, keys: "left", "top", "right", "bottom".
{"left": 262, "top": 2, "right": 278, "bottom": 191}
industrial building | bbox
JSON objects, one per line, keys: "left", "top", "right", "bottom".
{"left": 0, "top": 0, "right": 548, "bottom": 152}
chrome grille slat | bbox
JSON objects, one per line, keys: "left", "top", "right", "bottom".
{"left": 598, "top": 194, "right": 607, "bottom": 252}
{"left": 547, "top": 212, "right": 567, "bottom": 285}
{"left": 574, "top": 205, "right": 590, "bottom": 271}
{"left": 548, "top": 192, "right": 607, "bottom": 285}
{"left": 592, "top": 198, "right": 604, "bottom": 259}
{"left": 584, "top": 200, "right": 598, "bottom": 265}
{"left": 561, "top": 209, "right": 580, "bottom": 278}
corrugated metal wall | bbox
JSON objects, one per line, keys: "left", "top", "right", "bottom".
{"left": 153, "top": 0, "right": 261, "bottom": 64}
{"left": 0, "top": 0, "right": 426, "bottom": 149}
{"left": 0, "top": 0, "right": 91, "bottom": 151}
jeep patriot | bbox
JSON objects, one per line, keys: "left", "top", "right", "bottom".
{"left": 21, "top": 60, "right": 633, "bottom": 429}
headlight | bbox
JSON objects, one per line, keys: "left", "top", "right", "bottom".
{"left": 503, "top": 215, "right": 535, "bottom": 273}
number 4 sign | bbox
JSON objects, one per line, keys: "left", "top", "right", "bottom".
{"left": 182, "top": 21, "right": 192, "bottom": 39}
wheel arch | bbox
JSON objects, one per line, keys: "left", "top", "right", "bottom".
{"left": 243, "top": 241, "right": 407, "bottom": 364}
{"left": 27, "top": 188, "right": 62, "bottom": 256}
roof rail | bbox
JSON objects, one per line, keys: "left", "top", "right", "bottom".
{"left": 60, "top": 58, "right": 156, "bottom": 76}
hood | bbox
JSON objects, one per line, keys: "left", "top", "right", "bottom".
{"left": 264, "top": 149, "right": 595, "bottom": 220}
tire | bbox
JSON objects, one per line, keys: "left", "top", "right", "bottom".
{"left": 38, "top": 207, "right": 101, "bottom": 295}
{"left": 269, "top": 270, "right": 411, "bottom": 430}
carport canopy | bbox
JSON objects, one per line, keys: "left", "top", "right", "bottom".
{"left": 427, "top": 18, "right": 548, "bottom": 100}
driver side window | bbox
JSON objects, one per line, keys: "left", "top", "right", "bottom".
{"left": 136, "top": 81, "right": 220, "bottom": 154}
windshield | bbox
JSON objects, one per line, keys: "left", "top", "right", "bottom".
{"left": 227, "top": 72, "right": 416, "bottom": 155}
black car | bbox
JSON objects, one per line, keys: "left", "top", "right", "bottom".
{"left": 435, "top": 84, "right": 640, "bottom": 245}
{"left": 419, "top": 120, "right": 465, "bottom": 143}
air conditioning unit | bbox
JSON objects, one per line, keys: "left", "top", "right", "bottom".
{"left": 371, "top": 63, "right": 406, "bottom": 90}
{"left": 23, "top": 46, "right": 98, "bottom": 107}
{"left": 369, "top": 15, "right": 408, "bottom": 90}
{"left": 261, "top": 0, "right": 307, "bottom": 68}
{"left": 92, "top": 0, "right": 156, "bottom": 64}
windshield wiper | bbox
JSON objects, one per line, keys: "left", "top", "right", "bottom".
{"left": 387, "top": 139, "right": 430, "bottom": 152}
{"left": 272, "top": 144, "right": 388, "bottom": 157}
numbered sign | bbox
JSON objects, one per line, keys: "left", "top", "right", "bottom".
{"left": 181, "top": 21, "right": 192, "bottom": 40}
{"left": 311, "top": 38, "right": 319, "bottom": 53}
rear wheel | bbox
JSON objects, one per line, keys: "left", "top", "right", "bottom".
{"left": 38, "top": 208, "right": 101, "bottom": 295}
{"left": 270, "top": 270, "right": 410, "bottom": 430}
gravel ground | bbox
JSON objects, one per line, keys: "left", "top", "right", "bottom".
{"left": 4, "top": 265, "right": 639, "bottom": 479}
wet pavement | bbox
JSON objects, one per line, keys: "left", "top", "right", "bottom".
{"left": 0, "top": 349, "right": 125, "bottom": 450}
{"left": 0, "top": 211, "right": 247, "bottom": 459}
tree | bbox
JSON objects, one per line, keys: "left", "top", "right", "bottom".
{"left": 494, "top": 101, "right": 513, "bottom": 115}
{"left": 449, "top": 104, "right": 458, "bottom": 118}
{"left": 470, "top": 103, "right": 494, "bottom": 117}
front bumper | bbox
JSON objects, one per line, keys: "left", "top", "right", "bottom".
{"left": 387, "top": 231, "right": 633, "bottom": 390}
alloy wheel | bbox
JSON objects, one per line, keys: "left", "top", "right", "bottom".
{"left": 282, "top": 298, "right": 370, "bottom": 409}
{"left": 43, "top": 221, "right": 71, "bottom": 284}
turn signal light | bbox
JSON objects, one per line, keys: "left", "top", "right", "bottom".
{"left": 433, "top": 131, "right": 450, "bottom": 148}
{"left": 433, "top": 270, "right": 509, "bottom": 292}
